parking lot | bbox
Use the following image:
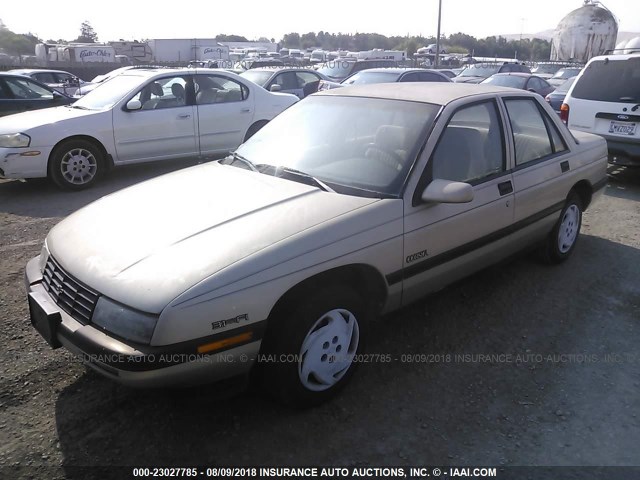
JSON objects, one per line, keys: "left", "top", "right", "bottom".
{"left": 0, "top": 162, "right": 639, "bottom": 476}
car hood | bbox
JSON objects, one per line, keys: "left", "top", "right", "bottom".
{"left": 0, "top": 105, "right": 95, "bottom": 134}
{"left": 46, "top": 163, "right": 378, "bottom": 313}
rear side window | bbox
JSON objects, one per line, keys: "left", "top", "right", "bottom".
{"left": 572, "top": 58, "right": 640, "bottom": 103}
{"left": 504, "top": 98, "right": 566, "bottom": 166}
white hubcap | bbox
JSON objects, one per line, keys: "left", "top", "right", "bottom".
{"left": 60, "top": 148, "right": 97, "bottom": 185}
{"left": 298, "top": 309, "right": 359, "bottom": 391}
{"left": 558, "top": 204, "right": 580, "bottom": 253}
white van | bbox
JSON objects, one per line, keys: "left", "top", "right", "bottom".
{"left": 562, "top": 52, "right": 640, "bottom": 166}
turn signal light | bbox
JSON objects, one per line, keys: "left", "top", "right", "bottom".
{"left": 197, "top": 332, "right": 253, "bottom": 354}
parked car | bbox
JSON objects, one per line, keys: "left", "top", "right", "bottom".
{"left": 481, "top": 73, "right": 555, "bottom": 97}
{"left": 0, "top": 68, "right": 298, "bottom": 189}
{"left": 562, "top": 52, "right": 640, "bottom": 166}
{"left": 318, "top": 68, "right": 451, "bottom": 91}
{"left": 73, "top": 65, "right": 138, "bottom": 97}
{"left": 453, "top": 62, "right": 531, "bottom": 84}
{"left": 548, "top": 67, "right": 583, "bottom": 87}
{"left": 0, "top": 72, "right": 74, "bottom": 117}
{"left": 26, "top": 83, "right": 607, "bottom": 407}
{"left": 240, "top": 67, "right": 329, "bottom": 99}
{"left": 545, "top": 76, "right": 577, "bottom": 114}
{"left": 316, "top": 59, "right": 398, "bottom": 82}
{"left": 7, "top": 68, "right": 86, "bottom": 96}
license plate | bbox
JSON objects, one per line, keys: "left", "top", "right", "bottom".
{"left": 609, "top": 121, "right": 636, "bottom": 136}
{"left": 28, "top": 291, "right": 62, "bottom": 349}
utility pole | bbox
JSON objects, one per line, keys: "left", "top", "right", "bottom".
{"left": 435, "top": 0, "right": 442, "bottom": 67}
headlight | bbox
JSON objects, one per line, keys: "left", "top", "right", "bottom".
{"left": 0, "top": 133, "right": 31, "bottom": 148}
{"left": 39, "top": 242, "right": 49, "bottom": 273}
{"left": 92, "top": 297, "right": 158, "bottom": 345}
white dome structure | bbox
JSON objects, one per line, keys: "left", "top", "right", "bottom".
{"left": 551, "top": 0, "right": 618, "bottom": 62}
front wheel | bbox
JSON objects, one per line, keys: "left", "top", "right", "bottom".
{"left": 259, "top": 285, "right": 368, "bottom": 407}
{"left": 541, "top": 193, "right": 583, "bottom": 264}
{"left": 49, "top": 139, "right": 104, "bottom": 190}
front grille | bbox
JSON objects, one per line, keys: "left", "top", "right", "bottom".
{"left": 42, "top": 256, "right": 99, "bottom": 324}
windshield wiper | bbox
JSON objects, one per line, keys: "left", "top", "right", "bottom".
{"left": 273, "top": 166, "right": 335, "bottom": 193}
{"left": 220, "top": 152, "right": 257, "bottom": 171}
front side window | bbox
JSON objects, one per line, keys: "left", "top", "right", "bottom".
{"left": 130, "top": 75, "right": 190, "bottom": 110}
{"left": 195, "top": 75, "right": 248, "bottom": 105}
{"left": 430, "top": 101, "right": 505, "bottom": 184}
{"left": 4, "top": 78, "right": 53, "bottom": 100}
{"left": 504, "top": 98, "right": 565, "bottom": 166}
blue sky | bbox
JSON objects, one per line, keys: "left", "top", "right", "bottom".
{"left": 3, "top": 0, "right": 638, "bottom": 43}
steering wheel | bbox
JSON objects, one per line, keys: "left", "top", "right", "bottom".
{"left": 365, "top": 144, "right": 404, "bottom": 172}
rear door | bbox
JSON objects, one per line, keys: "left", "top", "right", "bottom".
{"left": 112, "top": 73, "right": 197, "bottom": 163}
{"left": 502, "top": 96, "right": 571, "bottom": 226}
{"left": 567, "top": 57, "right": 640, "bottom": 141}
{"left": 401, "top": 99, "right": 515, "bottom": 304}
{"left": 194, "top": 73, "right": 255, "bottom": 155}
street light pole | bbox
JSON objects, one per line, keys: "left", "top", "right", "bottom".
{"left": 435, "top": 0, "right": 442, "bottom": 67}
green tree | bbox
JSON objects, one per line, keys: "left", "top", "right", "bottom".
{"left": 73, "top": 21, "right": 98, "bottom": 43}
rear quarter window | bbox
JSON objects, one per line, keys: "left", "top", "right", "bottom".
{"left": 572, "top": 58, "right": 640, "bottom": 103}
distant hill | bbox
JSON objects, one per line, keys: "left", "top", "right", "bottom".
{"left": 495, "top": 30, "right": 640, "bottom": 43}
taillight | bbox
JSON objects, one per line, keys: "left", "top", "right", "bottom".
{"left": 560, "top": 103, "right": 569, "bottom": 124}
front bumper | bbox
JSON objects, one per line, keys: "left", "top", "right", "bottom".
{"left": 25, "top": 256, "right": 262, "bottom": 388}
{"left": 0, "top": 146, "right": 52, "bottom": 179}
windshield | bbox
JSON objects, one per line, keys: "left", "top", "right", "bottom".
{"left": 532, "top": 64, "right": 561, "bottom": 75}
{"left": 317, "top": 61, "right": 355, "bottom": 79}
{"left": 554, "top": 76, "right": 576, "bottom": 94}
{"left": 571, "top": 59, "right": 640, "bottom": 103}
{"left": 239, "top": 70, "right": 273, "bottom": 86}
{"left": 73, "top": 74, "right": 145, "bottom": 110}
{"left": 234, "top": 96, "right": 439, "bottom": 196}
{"left": 342, "top": 71, "right": 401, "bottom": 85}
{"left": 551, "top": 68, "right": 581, "bottom": 80}
{"left": 482, "top": 75, "right": 527, "bottom": 89}
{"left": 459, "top": 65, "right": 500, "bottom": 78}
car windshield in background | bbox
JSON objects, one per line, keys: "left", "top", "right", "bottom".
{"left": 551, "top": 67, "right": 582, "bottom": 80}
{"left": 483, "top": 75, "right": 527, "bottom": 89}
{"left": 239, "top": 70, "right": 274, "bottom": 86}
{"left": 317, "top": 62, "right": 355, "bottom": 78}
{"left": 234, "top": 96, "right": 439, "bottom": 196}
{"left": 532, "top": 64, "right": 561, "bottom": 75}
{"left": 458, "top": 65, "right": 500, "bottom": 78}
{"left": 73, "top": 75, "right": 145, "bottom": 110}
{"left": 342, "top": 71, "right": 401, "bottom": 85}
{"left": 571, "top": 58, "right": 640, "bottom": 103}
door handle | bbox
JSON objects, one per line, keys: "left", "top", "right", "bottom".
{"left": 240, "top": 108, "right": 251, "bottom": 113}
{"left": 178, "top": 114, "right": 191, "bottom": 119}
{"left": 498, "top": 180, "right": 513, "bottom": 196}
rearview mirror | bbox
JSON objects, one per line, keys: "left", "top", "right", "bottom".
{"left": 126, "top": 99, "right": 142, "bottom": 111}
{"left": 421, "top": 179, "right": 474, "bottom": 203}
{"left": 270, "top": 84, "right": 282, "bottom": 92}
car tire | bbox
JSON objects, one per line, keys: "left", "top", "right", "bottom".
{"left": 244, "top": 121, "right": 268, "bottom": 142}
{"left": 540, "top": 193, "right": 583, "bottom": 264}
{"left": 259, "top": 284, "right": 368, "bottom": 408}
{"left": 49, "top": 139, "right": 104, "bottom": 190}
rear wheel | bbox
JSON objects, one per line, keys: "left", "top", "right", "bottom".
{"left": 540, "top": 193, "right": 583, "bottom": 264}
{"left": 49, "top": 139, "right": 104, "bottom": 190}
{"left": 259, "top": 285, "right": 368, "bottom": 407}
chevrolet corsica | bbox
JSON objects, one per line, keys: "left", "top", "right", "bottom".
{"left": 0, "top": 67, "right": 298, "bottom": 190}
{"left": 26, "top": 84, "right": 607, "bottom": 407}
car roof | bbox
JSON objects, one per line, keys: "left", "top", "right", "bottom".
{"left": 589, "top": 52, "right": 640, "bottom": 62}
{"left": 244, "top": 67, "right": 315, "bottom": 73}
{"left": 491, "top": 72, "right": 534, "bottom": 78}
{"left": 351, "top": 68, "right": 444, "bottom": 74}
{"left": 317, "top": 82, "right": 527, "bottom": 105}
{"left": 7, "top": 69, "right": 72, "bottom": 75}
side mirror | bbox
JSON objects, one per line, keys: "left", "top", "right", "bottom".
{"left": 126, "top": 99, "right": 142, "bottom": 111}
{"left": 421, "top": 179, "right": 474, "bottom": 204}
{"left": 270, "top": 84, "right": 282, "bottom": 92}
